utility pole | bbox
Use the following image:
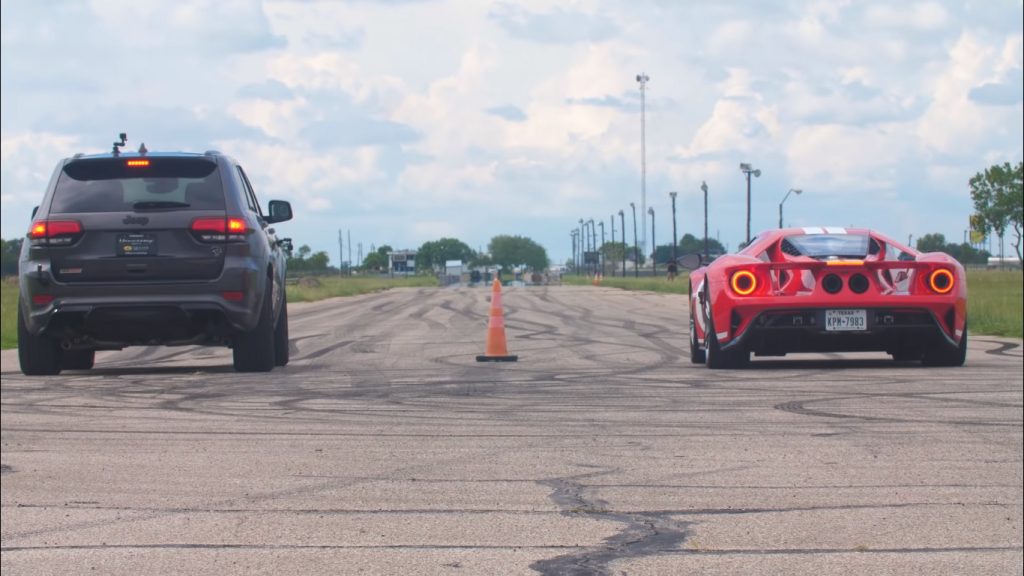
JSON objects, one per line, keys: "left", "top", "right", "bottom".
{"left": 598, "top": 221, "right": 606, "bottom": 276}
{"left": 701, "top": 182, "right": 709, "bottom": 262}
{"left": 669, "top": 192, "right": 678, "bottom": 264}
{"left": 740, "top": 163, "right": 761, "bottom": 245}
{"left": 648, "top": 207, "right": 656, "bottom": 277}
{"left": 610, "top": 215, "right": 616, "bottom": 277}
{"left": 618, "top": 210, "right": 626, "bottom": 277}
{"left": 338, "top": 229, "right": 344, "bottom": 277}
{"left": 630, "top": 202, "right": 639, "bottom": 278}
{"left": 347, "top": 230, "right": 352, "bottom": 276}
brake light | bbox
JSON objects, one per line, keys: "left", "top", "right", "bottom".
{"left": 222, "top": 291, "right": 245, "bottom": 302}
{"left": 28, "top": 220, "right": 83, "bottom": 245}
{"left": 928, "top": 269, "right": 955, "bottom": 294}
{"left": 730, "top": 270, "right": 758, "bottom": 296}
{"left": 126, "top": 159, "right": 150, "bottom": 167}
{"left": 190, "top": 217, "right": 248, "bottom": 242}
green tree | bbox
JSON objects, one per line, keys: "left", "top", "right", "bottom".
{"left": 306, "top": 251, "right": 330, "bottom": 271}
{"left": 915, "top": 233, "right": 990, "bottom": 265}
{"left": 970, "top": 161, "right": 1023, "bottom": 262}
{"left": 416, "top": 238, "right": 475, "bottom": 271}
{"left": 600, "top": 241, "right": 628, "bottom": 264}
{"left": 678, "top": 233, "right": 725, "bottom": 256}
{"left": 2, "top": 238, "right": 23, "bottom": 277}
{"left": 915, "top": 233, "right": 947, "bottom": 254}
{"left": 286, "top": 244, "right": 312, "bottom": 272}
{"left": 362, "top": 251, "right": 388, "bottom": 271}
{"left": 488, "top": 235, "right": 549, "bottom": 271}
{"left": 361, "top": 245, "right": 393, "bottom": 272}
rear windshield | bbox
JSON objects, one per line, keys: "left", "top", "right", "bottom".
{"left": 786, "top": 234, "right": 870, "bottom": 259}
{"left": 50, "top": 157, "right": 224, "bottom": 213}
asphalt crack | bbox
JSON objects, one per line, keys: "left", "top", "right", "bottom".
{"left": 531, "top": 476, "right": 690, "bottom": 576}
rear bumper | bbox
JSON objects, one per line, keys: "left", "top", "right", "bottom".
{"left": 721, "top": 306, "right": 960, "bottom": 355}
{"left": 19, "top": 260, "right": 264, "bottom": 345}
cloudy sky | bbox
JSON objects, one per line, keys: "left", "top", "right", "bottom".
{"left": 2, "top": 0, "right": 1022, "bottom": 264}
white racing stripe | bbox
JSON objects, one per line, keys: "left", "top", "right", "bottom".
{"left": 802, "top": 227, "right": 824, "bottom": 235}
{"left": 824, "top": 226, "right": 847, "bottom": 234}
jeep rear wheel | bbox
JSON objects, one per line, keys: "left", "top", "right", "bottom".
{"left": 18, "top": 305, "right": 63, "bottom": 376}
{"left": 233, "top": 286, "right": 276, "bottom": 372}
{"left": 273, "top": 292, "right": 290, "bottom": 367}
{"left": 63, "top": 349, "right": 96, "bottom": 370}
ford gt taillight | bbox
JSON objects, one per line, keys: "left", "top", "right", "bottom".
{"left": 730, "top": 270, "right": 758, "bottom": 296}
{"left": 28, "top": 219, "right": 83, "bottom": 246}
{"left": 190, "top": 217, "right": 248, "bottom": 242}
{"left": 928, "top": 269, "right": 955, "bottom": 294}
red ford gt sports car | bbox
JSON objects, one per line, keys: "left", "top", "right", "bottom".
{"left": 688, "top": 227, "right": 967, "bottom": 369}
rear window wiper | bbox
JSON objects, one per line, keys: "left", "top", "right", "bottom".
{"left": 132, "top": 201, "right": 191, "bottom": 210}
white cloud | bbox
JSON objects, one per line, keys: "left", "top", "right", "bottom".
{"left": 917, "top": 32, "right": 1007, "bottom": 155}
{"left": 0, "top": 132, "right": 82, "bottom": 211}
{"left": 863, "top": 2, "right": 949, "bottom": 30}
{"left": 786, "top": 123, "right": 914, "bottom": 192}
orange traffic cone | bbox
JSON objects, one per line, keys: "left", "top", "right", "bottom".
{"left": 476, "top": 278, "right": 518, "bottom": 362}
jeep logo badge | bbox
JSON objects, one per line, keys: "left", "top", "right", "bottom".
{"left": 123, "top": 215, "right": 149, "bottom": 226}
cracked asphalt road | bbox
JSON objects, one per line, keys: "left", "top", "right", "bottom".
{"left": 2, "top": 285, "right": 1022, "bottom": 575}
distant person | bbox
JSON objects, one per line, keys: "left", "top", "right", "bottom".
{"left": 667, "top": 260, "right": 678, "bottom": 281}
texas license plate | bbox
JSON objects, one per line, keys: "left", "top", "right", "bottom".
{"left": 825, "top": 309, "right": 867, "bottom": 331}
{"left": 117, "top": 233, "right": 157, "bottom": 256}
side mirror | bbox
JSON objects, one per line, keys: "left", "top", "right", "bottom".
{"left": 677, "top": 253, "right": 703, "bottom": 270}
{"left": 267, "top": 200, "right": 293, "bottom": 224}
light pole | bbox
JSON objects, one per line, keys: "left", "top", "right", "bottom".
{"left": 778, "top": 188, "right": 802, "bottom": 228}
{"left": 636, "top": 73, "right": 649, "bottom": 255}
{"left": 740, "top": 163, "right": 761, "bottom": 245}
{"left": 588, "top": 219, "right": 596, "bottom": 275}
{"left": 618, "top": 210, "right": 626, "bottom": 277}
{"left": 630, "top": 202, "right": 639, "bottom": 278}
{"left": 701, "top": 181, "right": 709, "bottom": 262}
{"left": 648, "top": 207, "right": 656, "bottom": 276}
{"left": 578, "top": 219, "right": 585, "bottom": 276}
{"left": 669, "top": 191, "right": 678, "bottom": 263}
{"left": 610, "top": 215, "right": 616, "bottom": 276}
{"left": 573, "top": 228, "right": 581, "bottom": 272}
{"left": 598, "top": 220, "right": 605, "bottom": 275}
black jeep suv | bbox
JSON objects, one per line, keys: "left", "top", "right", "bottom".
{"left": 18, "top": 140, "right": 293, "bottom": 374}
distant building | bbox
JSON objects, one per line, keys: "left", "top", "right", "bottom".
{"left": 388, "top": 250, "right": 417, "bottom": 274}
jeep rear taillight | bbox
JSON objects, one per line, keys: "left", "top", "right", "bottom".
{"left": 28, "top": 219, "right": 83, "bottom": 246}
{"left": 190, "top": 217, "right": 248, "bottom": 242}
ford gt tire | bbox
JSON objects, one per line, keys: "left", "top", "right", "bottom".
{"left": 704, "top": 304, "right": 748, "bottom": 369}
{"left": 922, "top": 323, "right": 967, "bottom": 367}
{"left": 689, "top": 313, "right": 706, "bottom": 364}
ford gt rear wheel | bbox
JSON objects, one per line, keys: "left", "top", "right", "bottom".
{"left": 689, "top": 313, "right": 706, "bottom": 364}
{"left": 704, "top": 304, "right": 748, "bottom": 369}
{"left": 922, "top": 323, "right": 967, "bottom": 367}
